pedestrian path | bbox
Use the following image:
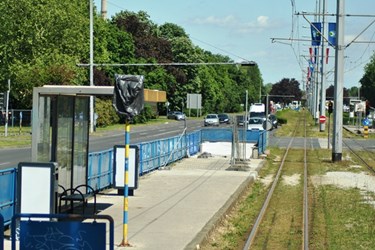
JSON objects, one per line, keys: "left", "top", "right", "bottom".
{"left": 102, "top": 155, "right": 264, "bottom": 249}
{"left": 3, "top": 154, "right": 264, "bottom": 250}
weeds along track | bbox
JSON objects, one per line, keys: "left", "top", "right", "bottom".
{"left": 243, "top": 109, "right": 310, "bottom": 250}
{"left": 343, "top": 138, "right": 375, "bottom": 175}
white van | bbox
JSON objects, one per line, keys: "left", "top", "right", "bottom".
{"left": 250, "top": 103, "right": 265, "bottom": 113}
{"left": 249, "top": 103, "right": 266, "bottom": 120}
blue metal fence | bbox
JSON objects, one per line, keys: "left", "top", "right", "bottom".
{"left": 88, "top": 149, "right": 113, "bottom": 191}
{"left": 1, "top": 128, "right": 265, "bottom": 228}
{"left": 0, "top": 168, "right": 17, "bottom": 227}
{"left": 137, "top": 130, "right": 201, "bottom": 174}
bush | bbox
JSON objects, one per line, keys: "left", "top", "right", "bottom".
{"left": 277, "top": 117, "right": 287, "bottom": 125}
{"left": 95, "top": 98, "right": 120, "bottom": 127}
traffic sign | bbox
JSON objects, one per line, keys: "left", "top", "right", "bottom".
{"left": 363, "top": 118, "right": 370, "bottom": 126}
{"left": 319, "top": 115, "right": 326, "bottom": 124}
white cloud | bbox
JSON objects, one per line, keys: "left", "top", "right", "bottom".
{"left": 191, "top": 15, "right": 279, "bottom": 33}
{"left": 192, "top": 15, "right": 236, "bottom": 26}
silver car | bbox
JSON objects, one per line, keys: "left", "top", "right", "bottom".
{"left": 167, "top": 111, "right": 186, "bottom": 120}
{"left": 204, "top": 114, "right": 220, "bottom": 126}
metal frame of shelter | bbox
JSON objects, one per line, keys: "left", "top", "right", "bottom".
{"left": 31, "top": 85, "right": 114, "bottom": 194}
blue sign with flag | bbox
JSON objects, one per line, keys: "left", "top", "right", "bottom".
{"left": 363, "top": 118, "right": 370, "bottom": 126}
{"left": 311, "top": 22, "right": 322, "bottom": 46}
{"left": 328, "top": 23, "right": 336, "bottom": 46}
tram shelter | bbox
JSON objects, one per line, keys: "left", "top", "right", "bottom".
{"left": 31, "top": 85, "right": 114, "bottom": 194}
{"left": 31, "top": 85, "right": 166, "bottom": 196}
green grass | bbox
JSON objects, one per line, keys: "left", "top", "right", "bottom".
{"left": 0, "top": 126, "right": 32, "bottom": 148}
{"left": 200, "top": 109, "right": 375, "bottom": 249}
{"left": 310, "top": 187, "right": 375, "bottom": 249}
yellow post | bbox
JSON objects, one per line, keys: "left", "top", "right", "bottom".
{"left": 120, "top": 120, "right": 131, "bottom": 247}
{"left": 364, "top": 125, "right": 368, "bottom": 139}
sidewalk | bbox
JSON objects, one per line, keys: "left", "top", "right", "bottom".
{"left": 3, "top": 148, "right": 265, "bottom": 250}
{"left": 103, "top": 155, "right": 264, "bottom": 249}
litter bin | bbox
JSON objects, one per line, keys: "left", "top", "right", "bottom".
{"left": 252, "top": 147, "right": 258, "bottom": 159}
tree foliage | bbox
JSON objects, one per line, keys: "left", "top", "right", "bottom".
{"left": 269, "top": 78, "right": 302, "bottom": 104}
{"left": 0, "top": 2, "right": 275, "bottom": 126}
{"left": 360, "top": 54, "right": 375, "bottom": 107}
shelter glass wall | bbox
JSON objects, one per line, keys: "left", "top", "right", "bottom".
{"left": 34, "top": 95, "right": 89, "bottom": 190}
{"left": 36, "top": 96, "right": 51, "bottom": 162}
{"left": 72, "top": 97, "right": 89, "bottom": 189}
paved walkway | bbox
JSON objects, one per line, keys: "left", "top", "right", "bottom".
{"left": 3, "top": 155, "right": 264, "bottom": 250}
{"left": 104, "top": 155, "right": 264, "bottom": 249}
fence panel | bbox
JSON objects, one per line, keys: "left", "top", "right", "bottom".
{"left": 0, "top": 168, "right": 17, "bottom": 226}
{"left": 88, "top": 149, "right": 113, "bottom": 191}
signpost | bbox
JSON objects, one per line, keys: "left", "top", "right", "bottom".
{"left": 319, "top": 115, "right": 326, "bottom": 124}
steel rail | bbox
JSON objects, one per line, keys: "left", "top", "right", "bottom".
{"left": 343, "top": 139, "right": 375, "bottom": 175}
{"left": 243, "top": 111, "right": 305, "bottom": 249}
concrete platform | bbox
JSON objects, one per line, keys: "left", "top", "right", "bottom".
{"left": 3, "top": 153, "right": 265, "bottom": 250}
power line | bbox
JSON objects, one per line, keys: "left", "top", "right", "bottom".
{"left": 77, "top": 61, "right": 257, "bottom": 67}
{"left": 189, "top": 35, "right": 253, "bottom": 63}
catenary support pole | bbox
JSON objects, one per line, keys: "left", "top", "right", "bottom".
{"left": 89, "top": 0, "right": 94, "bottom": 133}
{"left": 332, "top": 0, "right": 344, "bottom": 162}
{"left": 320, "top": 0, "right": 327, "bottom": 132}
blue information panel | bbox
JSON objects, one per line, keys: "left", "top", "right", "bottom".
{"left": 363, "top": 118, "right": 370, "bottom": 126}
{"left": 20, "top": 220, "right": 106, "bottom": 249}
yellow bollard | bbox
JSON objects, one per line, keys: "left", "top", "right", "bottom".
{"left": 364, "top": 125, "right": 368, "bottom": 139}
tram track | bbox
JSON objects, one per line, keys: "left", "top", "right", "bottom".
{"left": 243, "top": 109, "right": 310, "bottom": 250}
{"left": 343, "top": 139, "right": 375, "bottom": 175}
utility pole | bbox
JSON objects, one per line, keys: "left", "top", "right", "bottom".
{"left": 5, "top": 79, "right": 10, "bottom": 137}
{"left": 319, "top": 0, "right": 327, "bottom": 132}
{"left": 314, "top": 1, "right": 321, "bottom": 125}
{"left": 332, "top": 0, "right": 344, "bottom": 162}
{"left": 89, "top": 0, "right": 94, "bottom": 133}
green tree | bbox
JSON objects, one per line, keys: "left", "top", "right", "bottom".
{"left": 0, "top": 0, "right": 90, "bottom": 107}
{"left": 269, "top": 78, "right": 302, "bottom": 104}
{"left": 348, "top": 86, "right": 359, "bottom": 99}
{"left": 360, "top": 53, "right": 375, "bottom": 107}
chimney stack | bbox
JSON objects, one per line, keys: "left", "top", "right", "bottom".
{"left": 101, "top": 0, "right": 107, "bottom": 19}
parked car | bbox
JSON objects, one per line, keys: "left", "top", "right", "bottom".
{"left": 268, "top": 114, "right": 278, "bottom": 128}
{"left": 204, "top": 114, "right": 220, "bottom": 126}
{"left": 167, "top": 111, "right": 186, "bottom": 120}
{"left": 236, "top": 115, "right": 246, "bottom": 126}
{"left": 247, "top": 117, "right": 265, "bottom": 131}
{"left": 218, "top": 113, "right": 230, "bottom": 124}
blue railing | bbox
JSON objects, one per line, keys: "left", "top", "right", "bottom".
{"left": 1, "top": 128, "right": 265, "bottom": 228}
{"left": 88, "top": 149, "right": 113, "bottom": 191}
{"left": 0, "top": 168, "right": 17, "bottom": 227}
{"left": 137, "top": 130, "right": 201, "bottom": 174}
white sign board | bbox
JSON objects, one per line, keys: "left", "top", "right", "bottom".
{"left": 18, "top": 162, "right": 57, "bottom": 216}
{"left": 113, "top": 145, "right": 139, "bottom": 190}
{"left": 187, "top": 93, "right": 202, "bottom": 109}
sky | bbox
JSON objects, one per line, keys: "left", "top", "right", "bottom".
{"left": 93, "top": 0, "right": 375, "bottom": 90}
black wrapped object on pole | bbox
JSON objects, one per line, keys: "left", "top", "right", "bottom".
{"left": 112, "top": 74, "right": 144, "bottom": 246}
{"left": 113, "top": 74, "right": 144, "bottom": 120}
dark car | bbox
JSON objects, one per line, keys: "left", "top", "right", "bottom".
{"left": 218, "top": 113, "right": 230, "bottom": 124}
{"left": 236, "top": 115, "right": 246, "bottom": 126}
{"left": 268, "top": 114, "right": 278, "bottom": 128}
{"left": 167, "top": 111, "right": 186, "bottom": 120}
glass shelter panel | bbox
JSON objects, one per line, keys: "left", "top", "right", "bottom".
{"left": 56, "top": 96, "right": 74, "bottom": 190}
{"left": 36, "top": 96, "right": 51, "bottom": 162}
{"left": 72, "top": 97, "right": 89, "bottom": 189}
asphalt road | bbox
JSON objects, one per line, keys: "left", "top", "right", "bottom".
{"left": 2, "top": 120, "right": 373, "bottom": 171}
{"left": 0, "top": 119, "right": 205, "bottom": 170}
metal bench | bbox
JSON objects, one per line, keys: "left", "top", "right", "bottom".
{"left": 59, "top": 184, "right": 97, "bottom": 214}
